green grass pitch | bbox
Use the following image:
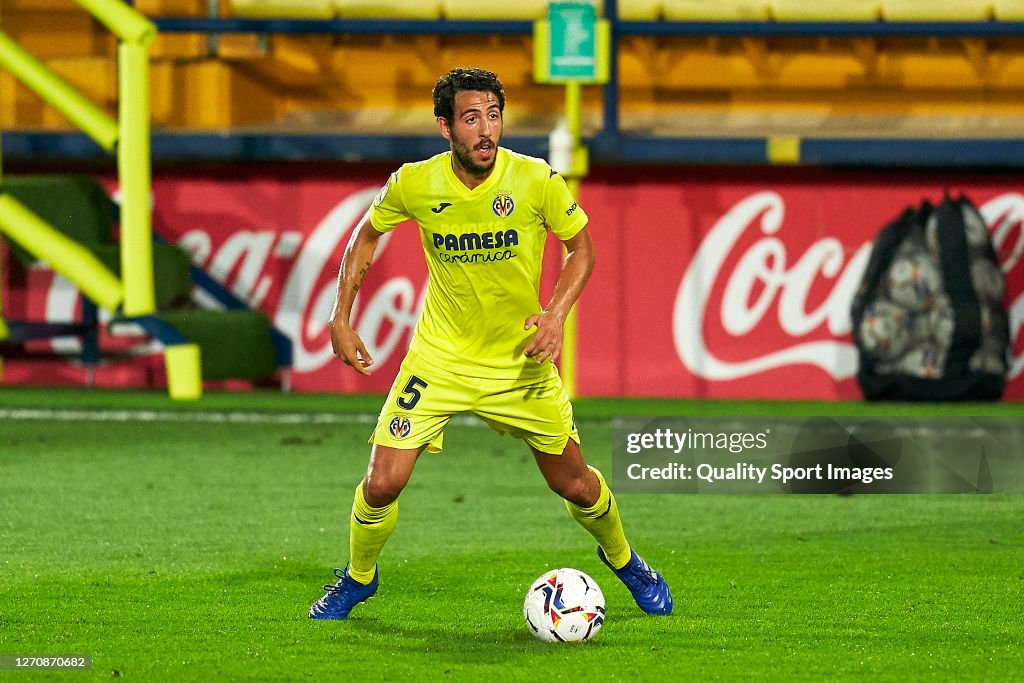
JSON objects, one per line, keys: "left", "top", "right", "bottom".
{"left": 0, "top": 388, "right": 1021, "bottom": 681}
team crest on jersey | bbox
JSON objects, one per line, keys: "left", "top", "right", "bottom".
{"left": 492, "top": 194, "right": 515, "bottom": 218}
{"left": 388, "top": 416, "right": 412, "bottom": 439}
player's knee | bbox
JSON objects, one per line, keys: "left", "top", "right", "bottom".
{"left": 363, "top": 475, "right": 406, "bottom": 507}
{"left": 549, "top": 473, "right": 595, "bottom": 508}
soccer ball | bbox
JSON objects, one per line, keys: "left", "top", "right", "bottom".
{"left": 925, "top": 205, "right": 987, "bottom": 255}
{"left": 898, "top": 342, "right": 947, "bottom": 378}
{"left": 970, "top": 336, "right": 1008, "bottom": 374}
{"left": 925, "top": 294, "right": 955, "bottom": 347}
{"left": 961, "top": 202, "right": 992, "bottom": 251}
{"left": 523, "top": 568, "right": 605, "bottom": 643}
{"left": 970, "top": 349, "right": 1006, "bottom": 374}
{"left": 970, "top": 259, "right": 1005, "bottom": 304}
{"left": 925, "top": 203, "right": 991, "bottom": 255}
{"left": 887, "top": 252, "right": 942, "bottom": 311}
{"left": 858, "top": 299, "right": 911, "bottom": 360}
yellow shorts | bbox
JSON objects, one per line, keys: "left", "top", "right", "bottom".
{"left": 370, "top": 355, "right": 579, "bottom": 455}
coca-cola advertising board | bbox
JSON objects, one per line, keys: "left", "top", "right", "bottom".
{"left": 578, "top": 168, "right": 1023, "bottom": 399}
{"left": 2, "top": 165, "right": 1022, "bottom": 400}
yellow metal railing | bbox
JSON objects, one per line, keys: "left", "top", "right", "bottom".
{"left": 0, "top": 0, "right": 156, "bottom": 318}
{"left": 561, "top": 83, "right": 585, "bottom": 399}
{"left": 116, "top": 38, "right": 156, "bottom": 317}
{"left": 0, "top": 0, "right": 202, "bottom": 399}
{"left": 0, "top": 31, "right": 127, "bottom": 313}
{"left": 0, "top": 193, "right": 124, "bottom": 311}
{"left": 0, "top": 33, "right": 119, "bottom": 152}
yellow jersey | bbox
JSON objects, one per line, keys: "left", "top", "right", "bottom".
{"left": 368, "top": 147, "right": 588, "bottom": 378}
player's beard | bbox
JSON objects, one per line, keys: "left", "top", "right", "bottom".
{"left": 450, "top": 133, "right": 498, "bottom": 180}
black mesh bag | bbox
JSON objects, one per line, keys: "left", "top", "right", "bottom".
{"left": 851, "top": 194, "right": 1010, "bottom": 401}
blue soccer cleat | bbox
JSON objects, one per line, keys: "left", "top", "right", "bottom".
{"left": 598, "top": 546, "right": 673, "bottom": 615}
{"left": 308, "top": 566, "right": 378, "bottom": 620}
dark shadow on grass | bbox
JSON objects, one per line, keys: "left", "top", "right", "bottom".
{"left": 319, "top": 616, "right": 614, "bottom": 660}
{"left": 217, "top": 561, "right": 667, "bottom": 662}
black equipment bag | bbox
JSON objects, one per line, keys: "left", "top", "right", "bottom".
{"left": 850, "top": 194, "right": 1011, "bottom": 401}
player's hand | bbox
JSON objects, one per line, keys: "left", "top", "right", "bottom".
{"left": 524, "top": 310, "right": 564, "bottom": 364}
{"left": 329, "top": 320, "right": 374, "bottom": 376}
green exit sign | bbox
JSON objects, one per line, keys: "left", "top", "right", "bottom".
{"left": 533, "top": 2, "right": 609, "bottom": 84}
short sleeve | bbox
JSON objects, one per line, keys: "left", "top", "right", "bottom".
{"left": 542, "top": 170, "right": 588, "bottom": 240}
{"left": 367, "top": 169, "right": 409, "bottom": 233}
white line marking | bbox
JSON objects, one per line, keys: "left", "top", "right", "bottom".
{"left": 0, "top": 407, "right": 484, "bottom": 427}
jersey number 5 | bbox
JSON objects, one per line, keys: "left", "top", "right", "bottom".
{"left": 397, "top": 376, "right": 428, "bottom": 410}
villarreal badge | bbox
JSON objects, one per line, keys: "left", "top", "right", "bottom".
{"left": 389, "top": 415, "right": 412, "bottom": 439}
{"left": 492, "top": 193, "right": 514, "bottom": 217}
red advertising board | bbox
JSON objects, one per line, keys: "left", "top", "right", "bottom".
{"left": 2, "top": 165, "right": 1022, "bottom": 400}
{"left": 577, "top": 168, "right": 1024, "bottom": 400}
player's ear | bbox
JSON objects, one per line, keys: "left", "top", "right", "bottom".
{"left": 437, "top": 116, "right": 452, "bottom": 141}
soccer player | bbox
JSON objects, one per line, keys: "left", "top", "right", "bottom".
{"left": 309, "top": 67, "right": 672, "bottom": 620}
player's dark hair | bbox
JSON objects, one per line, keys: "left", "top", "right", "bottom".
{"left": 432, "top": 67, "right": 506, "bottom": 123}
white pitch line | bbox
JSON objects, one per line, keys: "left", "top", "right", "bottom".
{"left": 0, "top": 407, "right": 374, "bottom": 425}
{"left": 0, "top": 407, "right": 484, "bottom": 427}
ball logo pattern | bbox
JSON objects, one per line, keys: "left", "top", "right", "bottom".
{"left": 523, "top": 568, "right": 605, "bottom": 643}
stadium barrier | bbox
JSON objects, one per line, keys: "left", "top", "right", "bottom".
{"left": 1, "top": 1, "right": 1020, "bottom": 400}
{"left": 0, "top": 0, "right": 156, "bottom": 316}
{"left": 0, "top": 2, "right": 293, "bottom": 396}
{"left": 0, "top": 175, "right": 292, "bottom": 393}
{"left": 220, "top": 1, "right": 1007, "bottom": 22}
{"left": 4, "top": 167, "right": 1019, "bottom": 401}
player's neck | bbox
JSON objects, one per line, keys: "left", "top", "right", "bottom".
{"left": 450, "top": 154, "right": 495, "bottom": 190}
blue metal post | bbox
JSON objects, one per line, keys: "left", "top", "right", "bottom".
{"left": 599, "top": 0, "right": 620, "bottom": 151}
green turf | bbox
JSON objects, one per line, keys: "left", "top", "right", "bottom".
{"left": 0, "top": 389, "right": 1022, "bottom": 680}
{"left": 2, "top": 385, "right": 1023, "bottom": 417}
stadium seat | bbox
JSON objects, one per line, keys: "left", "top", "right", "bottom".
{"left": 993, "top": 0, "right": 1024, "bottom": 19}
{"left": 3, "top": 0, "right": 78, "bottom": 9}
{"left": 771, "top": 0, "right": 881, "bottom": 21}
{"left": 334, "top": 0, "right": 442, "bottom": 19}
{"left": 880, "top": 0, "right": 993, "bottom": 21}
{"left": 228, "top": 0, "right": 333, "bottom": 19}
{"left": 662, "top": 0, "right": 770, "bottom": 21}
{"left": 134, "top": 0, "right": 208, "bottom": 15}
{"left": 444, "top": 0, "right": 549, "bottom": 20}
{"left": 618, "top": 0, "right": 662, "bottom": 21}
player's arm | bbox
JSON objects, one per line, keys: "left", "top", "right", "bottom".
{"left": 524, "top": 226, "right": 595, "bottom": 364}
{"left": 329, "top": 213, "right": 386, "bottom": 376}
